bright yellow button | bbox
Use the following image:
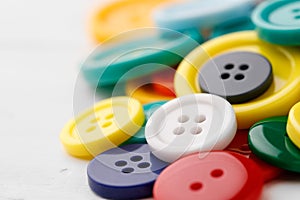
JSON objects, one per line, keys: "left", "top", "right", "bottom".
{"left": 175, "top": 31, "right": 300, "bottom": 129}
{"left": 126, "top": 78, "right": 175, "bottom": 104}
{"left": 60, "top": 96, "right": 145, "bottom": 159}
{"left": 91, "top": 0, "right": 174, "bottom": 42}
{"left": 287, "top": 102, "right": 300, "bottom": 149}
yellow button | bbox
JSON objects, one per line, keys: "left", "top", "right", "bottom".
{"left": 91, "top": 0, "right": 174, "bottom": 42}
{"left": 175, "top": 31, "right": 300, "bottom": 129}
{"left": 60, "top": 97, "right": 145, "bottom": 159}
{"left": 287, "top": 102, "right": 300, "bottom": 149}
{"left": 126, "top": 78, "right": 174, "bottom": 104}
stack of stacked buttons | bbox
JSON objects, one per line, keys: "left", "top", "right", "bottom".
{"left": 60, "top": 0, "right": 300, "bottom": 199}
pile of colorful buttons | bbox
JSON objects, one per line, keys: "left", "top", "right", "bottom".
{"left": 60, "top": 0, "right": 300, "bottom": 199}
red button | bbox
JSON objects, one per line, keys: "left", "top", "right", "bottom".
{"left": 154, "top": 151, "right": 263, "bottom": 200}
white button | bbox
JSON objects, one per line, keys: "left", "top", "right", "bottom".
{"left": 145, "top": 94, "right": 237, "bottom": 163}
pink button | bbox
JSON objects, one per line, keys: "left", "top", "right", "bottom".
{"left": 153, "top": 151, "right": 263, "bottom": 200}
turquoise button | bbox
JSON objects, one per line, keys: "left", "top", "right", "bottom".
{"left": 122, "top": 101, "right": 167, "bottom": 145}
{"left": 252, "top": 0, "right": 300, "bottom": 45}
{"left": 81, "top": 29, "right": 202, "bottom": 87}
{"left": 210, "top": 18, "right": 255, "bottom": 38}
{"left": 153, "top": 0, "right": 255, "bottom": 31}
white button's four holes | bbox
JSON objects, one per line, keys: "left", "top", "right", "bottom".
{"left": 102, "top": 121, "right": 112, "bottom": 128}
{"left": 130, "top": 155, "right": 143, "bottom": 162}
{"left": 239, "top": 64, "right": 249, "bottom": 71}
{"left": 90, "top": 117, "right": 100, "bottom": 123}
{"left": 190, "top": 127, "right": 202, "bottom": 135}
{"left": 178, "top": 115, "right": 189, "bottom": 123}
{"left": 115, "top": 160, "right": 127, "bottom": 167}
{"left": 105, "top": 113, "right": 114, "bottom": 120}
{"left": 224, "top": 63, "right": 234, "bottom": 70}
{"left": 195, "top": 115, "right": 206, "bottom": 123}
{"left": 138, "top": 162, "right": 151, "bottom": 169}
{"left": 86, "top": 126, "right": 96, "bottom": 133}
{"left": 173, "top": 127, "right": 185, "bottom": 135}
{"left": 211, "top": 169, "right": 224, "bottom": 178}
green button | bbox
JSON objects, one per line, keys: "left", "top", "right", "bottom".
{"left": 252, "top": 0, "right": 300, "bottom": 45}
{"left": 249, "top": 116, "right": 300, "bottom": 173}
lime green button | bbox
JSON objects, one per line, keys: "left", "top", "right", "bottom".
{"left": 249, "top": 116, "right": 300, "bottom": 173}
{"left": 252, "top": 0, "right": 300, "bottom": 45}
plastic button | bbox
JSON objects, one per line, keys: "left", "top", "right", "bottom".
{"left": 145, "top": 93, "right": 237, "bottom": 163}
{"left": 153, "top": 151, "right": 263, "bottom": 200}
{"left": 153, "top": 0, "right": 255, "bottom": 31}
{"left": 122, "top": 101, "right": 167, "bottom": 145}
{"left": 60, "top": 97, "right": 145, "bottom": 158}
{"left": 91, "top": 0, "right": 173, "bottom": 42}
{"left": 252, "top": 0, "right": 300, "bottom": 45}
{"left": 175, "top": 31, "right": 300, "bottom": 129}
{"left": 87, "top": 144, "right": 169, "bottom": 199}
{"left": 249, "top": 116, "right": 300, "bottom": 173}
{"left": 287, "top": 102, "right": 300, "bottom": 149}
{"left": 82, "top": 29, "right": 202, "bottom": 87}
{"left": 198, "top": 51, "right": 273, "bottom": 104}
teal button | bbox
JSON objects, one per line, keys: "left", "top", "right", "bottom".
{"left": 252, "top": 0, "right": 300, "bottom": 45}
{"left": 249, "top": 116, "right": 300, "bottom": 173}
{"left": 122, "top": 101, "right": 167, "bottom": 145}
{"left": 81, "top": 29, "right": 202, "bottom": 87}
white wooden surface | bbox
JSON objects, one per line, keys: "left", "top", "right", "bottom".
{"left": 0, "top": 0, "right": 300, "bottom": 199}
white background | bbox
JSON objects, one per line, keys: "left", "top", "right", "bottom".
{"left": 0, "top": 0, "right": 300, "bottom": 199}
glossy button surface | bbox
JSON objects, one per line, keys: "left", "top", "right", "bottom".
{"left": 252, "top": 0, "right": 300, "bottom": 45}
{"left": 60, "top": 97, "right": 145, "bottom": 158}
{"left": 198, "top": 51, "right": 273, "bottom": 104}
{"left": 122, "top": 101, "right": 167, "bottom": 145}
{"left": 287, "top": 102, "right": 300, "bottom": 149}
{"left": 175, "top": 31, "right": 300, "bottom": 129}
{"left": 83, "top": 29, "right": 202, "bottom": 87}
{"left": 153, "top": 0, "right": 255, "bottom": 31}
{"left": 249, "top": 116, "right": 300, "bottom": 173}
{"left": 153, "top": 152, "right": 263, "bottom": 200}
{"left": 87, "top": 144, "right": 169, "bottom": 199}
{"left": 145, "top": 94, "right": 237, "bottom": 163}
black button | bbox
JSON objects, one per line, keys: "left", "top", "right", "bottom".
{"left": 198, "top": 51, "right": 273, "bottom": 104}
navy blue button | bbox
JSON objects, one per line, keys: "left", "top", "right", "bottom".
{"left": 87, "top": 144, "right": 169, "bottom": 199}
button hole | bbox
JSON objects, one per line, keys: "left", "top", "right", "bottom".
{"left": 234, "top": 74, "right": 245, "bottom": 80}
{"left": 122, "top": 167, "right": 134, "bottom": 173}
{"left": 295, "top": 15, "right": 300, "bottom": 19}
{"left": 190, "top": 182, "right": 203, "bottom": 191}
{"left": 211, "top": 169, "right": 224, "bottom": 178}
{"left": 105, "top": 113, "right": 114, "bottom": 120}
{"left": 220, "top": 73, "right": 230, "bottom": 80}
{"left": 195, "top": 115, "right": 206, "bottom": 123}
{"left": 86, "top": 126, "right": 96, "bottom": 133}
{"left": 115, "top": 160, "right": 127, "bottom": 167}
{"left": 130, "top": 155, "right": 143, "bottom": 162}
{"left": 102, "top": 121, "right": 112, "bottom": 128}
{"left": 239, "top": 64, "right": 249, "bottom": 71}
{"left": 190, "top": 127, "right": 202, "bottom": 135}
{"left": 224, "top": 64, "right": 234, "bottom": 70}
{"left": 173, "top": 127, "right": 185, "bottom": 135}
{"left": 292, "top": 8, "right": 300, "bottom": 13}
{"left": 137, "top": 162, "right": 151, "bottom": 169}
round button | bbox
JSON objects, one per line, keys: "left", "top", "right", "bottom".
{"left": 249, "top": 116, "right": 300, "bottom": 173}
{"left": 87, "top": 144, "right": 169, "bottom": 199}
{"left": 145, "top": 93, "right": 237, "bottom": 163}
{"left": 175, "top": 31, "right": 300, "bottom": 129}
{"left": 226, "top": 129, "right": 282, "bottom": 182}
{"left": 153, "top": 151, "right": 263, "bottom": 200}
{"left": 153, "top": 0, "right": 255, "bottom": 31}
{"left": 122, "top": 101, "right": 167, "bottom": 145}
{"left": 152, "top": 68, "right": 176, "bottom": 97}
{"left": 287, "top": 102, "right": 300, "bottom": 149}
{"left": 59, "top": 97, "right": 145, "bottom": 158}
{"left": 83, "top": 28, "right": 202, "bottom": 87}
{"left": 91, "top": 0, "right": 173, "bottom": 42}
{"left": 252, "top": 0, "right": 300, "bottom": 45}
{"left": 126, "top": 77, "right": 175, "bottom": 104}
{"left": 198, "top": 51, "right": 273, "bottom": 104}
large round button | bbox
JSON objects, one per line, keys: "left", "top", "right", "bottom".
{"left": 198, "top": 51, "right": 273, "bottom": 104}
{"left": 90, "top": 0, "right": 173, "bottom": 42}
{"left": 153, "top": 0, "right": 255, "bottom": 31}
{"left": 287, "top": 102, "right": 300, "bottom": 149}
{"left": 60, "top": 97, "right": 145, "bottom": 159}
{"left": 83, "top": 28, "right": 202, "bottom": 87}
{"left": 175, "top": 31, "right": 300, "bottom": 129}
{"left": 87, "top": 144, "right": 169, "bottom": 199}
{"left": 153, "top": 152, "right": 263, "bottom": 200}
{"left": 249, "top": 116, "right": 300, "bottom": 173}
{"left": 122, "top": 101, "right": 167, "bottom": 145}
{"left": 145, "top": 93, "right": 237, "bottom": 163}
{"left": 252, "top": 0, "right": 300, "bottom": 45}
